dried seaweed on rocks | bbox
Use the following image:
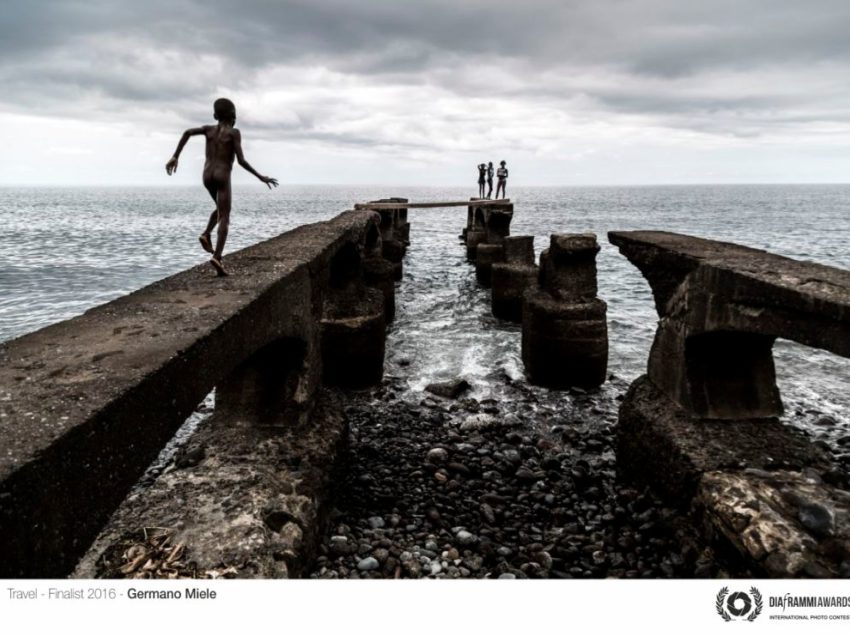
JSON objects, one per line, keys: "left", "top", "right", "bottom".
{"left": 95, "top": 527, "right": 239, "bottom": 579}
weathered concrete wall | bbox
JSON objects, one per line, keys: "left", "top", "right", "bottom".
{"left": 0, "top": 208, "right": 383, "bottom": 578}
{"left": 610, "top": 230, "right": 850, "bottom": 576}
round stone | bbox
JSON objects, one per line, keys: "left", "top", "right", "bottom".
{"left": 799, "top": 502, "right": 835, "bottom": 537}
{"left": 427, "top": 447, "right": 449, "bottom": 464}
{"left": 357, "top": 557, "right": 380, "bottom": 571}
{"left": 456, "top": 530, "right": 479, "bottom": 546}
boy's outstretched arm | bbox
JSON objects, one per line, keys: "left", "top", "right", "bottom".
{"left": 165, "top": 126, "right": 207, "bottom": 175}
{"left": 234, "top": 129, "right": 279, "bottom": 188}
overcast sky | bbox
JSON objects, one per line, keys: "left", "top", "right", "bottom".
{"left": 3, "top": 0, "right": 850, "bottom": 186}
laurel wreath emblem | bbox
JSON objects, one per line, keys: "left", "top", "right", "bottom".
{"left": 716, "top": 587, "right": 732, "bottom": 622}
{"left": 747, "top": 587, "right": 763, "bottom": 622}
{"left": 716, "top": 586, "right": 763, "bottom": 622}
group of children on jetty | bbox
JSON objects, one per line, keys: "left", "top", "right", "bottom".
{"left": 477, "top": 160, "right": 509, "bottom": 200}
{"left": 164, "top": 97, "right": 510, "bottom": 278}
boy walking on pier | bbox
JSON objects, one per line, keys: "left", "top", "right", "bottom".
{"left": 165, "top": 98, "right": 278, "bottom": 276}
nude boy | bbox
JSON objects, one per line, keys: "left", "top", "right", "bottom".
{"left": 165, "top": 98, "right": 278, "bottom": 276}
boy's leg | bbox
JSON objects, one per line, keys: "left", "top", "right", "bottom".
{"left": 212, "top": 181, "right": 232, "bottom": 262}
{"left": 200, "top": 182, "right": 218, "bottom": 253}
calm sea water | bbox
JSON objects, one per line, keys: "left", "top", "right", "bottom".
{"left": 1, "top": 184, "right": 848, "bottom": 453}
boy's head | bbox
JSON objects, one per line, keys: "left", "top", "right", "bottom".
{"left": 488, "top": 162, "right": 493, "bottom": 167}
{"left": 500, "top": 160, "right": 506, "bottom": 166}
{"left": 214, "top": 98, "right": 236, "bottom": 124}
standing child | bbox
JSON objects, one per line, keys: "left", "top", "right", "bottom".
{"left": 495, "top": 160, "right": 509, "bottom": 199}
{"left": 166, "top": 98, "right": 278, "bottom": 276}
{"left": 477, "top": 163, "right": 487, "bottom": 198}
{"left": 486, "top": 161, "right": 494, "bottom": 199}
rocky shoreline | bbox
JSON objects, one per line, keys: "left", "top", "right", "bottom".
{"left": 309, "top": 374, "right": 748, "bottom": 579}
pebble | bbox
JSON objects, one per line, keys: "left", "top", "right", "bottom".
{"left": 799, "top": 502, "right": 835, "bottom": 537}
{"left": 357, "top": 557, "right": 380, "bottom": 571}
{"left": 367, "top": 516, "right": 385, "bottom": 529}
{"left": 461, "top": 414, "right": 497, "bottom": 431}
{"left": 480, "top": 503, "right": 496, "bottom": 524}
{"left": 456, "top": 530, "right": 479, "bottom": 546}
{"left": 427, "top": 448, "right": 449, "bottom": 464}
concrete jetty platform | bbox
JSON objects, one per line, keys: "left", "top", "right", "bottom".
{"left": 610, "top": 230, "right": 850, "bottom": 576}
{"left": 0, "top": 209, "right": 387, "bottom": 577}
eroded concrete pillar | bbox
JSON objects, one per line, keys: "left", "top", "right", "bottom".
{"left": 395, "top": 204, "right": 410, "bottom": 246}
{"left": 216, "top": 337, "right": 311, "bottom": 424}
{"left": 465, "top": 204, "right": 488, "bottom": 261}
{"left": 321, "top": 288, "right": 386, "bottom": 388}
{"left": 473, "top": 204, "right": 514, "bottom": 282}
{"left": 485, "top": 207, "right": 513, "bottom": 244}
{"left": 475, "top": 244, "right": 504, "bottom": 287}
{"left": 362, "top": 257, "right": 395, "bottom": 322}
{"left": 522, "top": 234, "right": 608, "bottom": 388}
{"left": 492, "top": 236, "right": 538, "bottom": 322}
{"left": 372, "top": 199, "right": 407, "bottom": 281}
{"left": 320, "top": 242, "right": 386, "bottom": 388}
{"left": 466, "top": 230, "right": 486, "bottom": 261}
{"left": 649, "top": 322, "right": 782, "bottom": 419}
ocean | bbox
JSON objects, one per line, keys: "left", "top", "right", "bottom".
{"left": 1, "top": 184, "right": 848, "bottom": 455}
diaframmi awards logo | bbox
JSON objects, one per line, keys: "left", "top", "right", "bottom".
{"left": 716, "top": 587, "right": 763, "bottom": 622}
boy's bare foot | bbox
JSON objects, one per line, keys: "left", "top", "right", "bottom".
{"left": 199, "top": 234, "right": 213, "bottom": 254}
{"left": 210, "top": 257, "right": 228, "bottom": 277}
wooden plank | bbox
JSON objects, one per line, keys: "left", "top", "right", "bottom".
{"left": 354, "top": 199, "right": 511, "bottom": 210}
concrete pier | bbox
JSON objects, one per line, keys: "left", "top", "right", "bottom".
{"left": 522, "top": 234, "right": 608, "bottom": 389}
{"left": 610, "top": 230, "right": 850, "bottom": 576}
{"left": 0, "top": 209, "right": 386, "bottom": 577}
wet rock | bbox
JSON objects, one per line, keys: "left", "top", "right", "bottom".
{"left": 461, "top": 414, "right": 497, "bottom": 431}
{"left": 480, "top": 503, "right": 496, "bottom": 524}
{"left": 426, "top": 448, "right": 449, "bottom": 464}
{"left": 425, "top": 379, "right": 471, "bottom": 400}
{"left": 515, "top": 467, "right": 544, "bottom": 482}
{"left": 799, "top": 502, "right": 835, "bottom": 538}
{"left": 456, "top": 530, "right": 479, "bottom": 546}
{"left": 357, "top": 557, "right": 380, "bottom": 571}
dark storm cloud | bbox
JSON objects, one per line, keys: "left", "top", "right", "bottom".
{"left": 3, "top": 0, "right": 850, "bottom": 143}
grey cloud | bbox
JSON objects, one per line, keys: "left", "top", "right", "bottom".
{"left": 4, "top": 0, "right": 850, "bottom": 148}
